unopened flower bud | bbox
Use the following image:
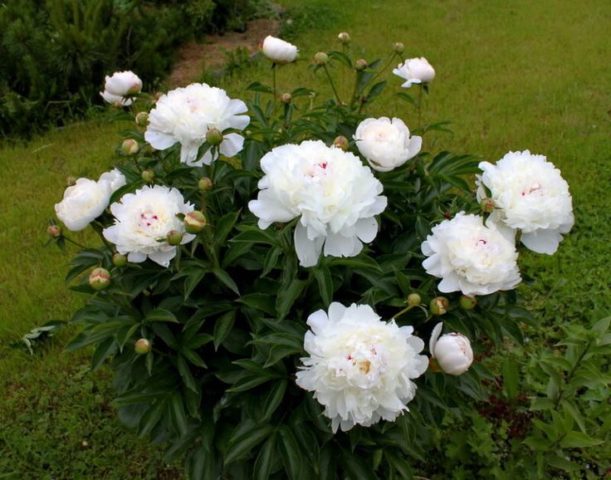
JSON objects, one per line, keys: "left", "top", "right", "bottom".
{"left": 135, "top": 338, "right": 151, "bottom": 354}
{"left": 355, "top": 59, "right": 368, "bottom": 71}
{"left": 206, "top": 128, "right": 223, "bottom": 146}
{"left": 166, "top": 230, "right": 183, "bottom": 246}
{"left": 429, "top": 323, "right": 473, "bottom": 376}
{"left": 112, "top": 253, "right": 127, "bottom": 267}
{"left": 89, "top": 267, "right": 111, "bottom": 290}
{"left": 337, "top": 32, "right": 351, "bottom": 44}
{"left": 198, "top": 177, "right": 213, "bottom": 192}
{"left": 459, "top": 295, "right": 477, "bottom": 310}
{"left": 480, "top": 198, "right": 495, "bottom": 213}
{"left": 430, "top": 296, "right": 449, "bottom": 315}
{"left": 314, "top": 52, "right": 329, "bottom": 65}
{"left": 66, "top": 176, "right": 77, "bottom": 187}
{"left": 332, "top": 135, "right": 349, "bottom": 151}
{"left": 407, "top": 293, "right": 421, "bottom": 307}
{"left": 47, "top": 225, "right": 62, "bottom": 238}
{"left": 141, "top": 169, "right": 155, "bottom": 183}
{"left": 135, "top": 111, "right": 149, "bottom": 127}
{"left": 184, "top": 211, "right": 207, "bottom": 234}
{"left": 280, "top": 92, "right": 292, "bottom": 104}
{"left": 121, "top": 139, "right": 139, "bottom": 156}
{"left": 393, "top": 42, "right": 405, "bottom": 53}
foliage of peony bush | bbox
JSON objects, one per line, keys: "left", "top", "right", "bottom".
{"left": 48, "top": 33, "right": 579, "bottom": 479}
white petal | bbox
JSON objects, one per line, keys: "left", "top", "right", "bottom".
{"left": 521, "top": 229, "right": 562, "bottom": 255}
{"left": 354, "top": 217, "right": 379, "bottom": 243}
{"left": 144, "top": 130, "right": 177, "bottom": 150}
{"left": 429, "top": 322, "right": 443, "bottom": 355}
{"left": 294, "top": 222, "right": 324, "bottom": 267}
{"left": 406, "top": 135, "right": 422, "bottom": 160}
{"left": 219, "top": 133, "right": 244, "bottom": 157}
{"left": 148, "top": 248, "right": 177, "bottom": 267}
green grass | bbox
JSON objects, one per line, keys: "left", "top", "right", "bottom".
{"left": 1, "top": 0, "right": 610, "bottom": 477}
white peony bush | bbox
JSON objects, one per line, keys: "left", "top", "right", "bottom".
{"left": 354, "top": 117, "right": 422, "bottom": 172}
{"left": 248, "top": 140, "right": 387, "bottom": 267}
{"left": 145, "top": 83, "right": 249, "bottom": 166}
{"left": 421, "top": 212, "right": 521, "bottom": 295}
{"left": 296, "top": 302, "right": 428, "bottom": 432}
{"left": 477, "top": 150, "right": 574, "bottom": 254}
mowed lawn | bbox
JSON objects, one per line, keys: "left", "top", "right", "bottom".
{"left": 1, "top": 0, "right": 609, "bottom": 477}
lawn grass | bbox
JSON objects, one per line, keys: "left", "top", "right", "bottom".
{"left": 1, "top": 0, "right": 609, "bottom": 477}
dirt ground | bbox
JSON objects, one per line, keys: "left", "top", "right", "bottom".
{"left": 167, "top": 18, "right": 280, "bottom": 88}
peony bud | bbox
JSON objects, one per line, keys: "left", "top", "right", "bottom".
{"left": 184, "top": 211, "right": 207, "bottom": 234}
{"left": 141, "top": 169, "right": 155, "bottom": 183}
{"left": 135, "top": 111, "right": 149, "bottom": 127}
{"left": 407, "top": 293, "right": 421, "bottom": 307}
{"left": 355, "top": 59, "right": 368, "bottom": 71}
{"left": 205, "top": 128, "right": 223, "bottom": 146}
{"left": 280, "top": 92, "right": 292, "bottom": 104}
{"left": 166, "top": 230, "right": 183, "bottom": 246}
{"left": 135, "top": 338, "right": 151, "bottom": 354}
{"left": 429, "top": 323, "right": 473, "bottom": 375}
{"left": 262, "top": 35, "right": 298, "bottom": 64}
{"left": 459, "top": 295, "right": 477, "bottom": 310}
{"left": 66, "top": 176, "right": 77, "bottom": 187}
{"left": 480, "top": 198, "right": 495, "bottom": 213}
{"left": 112, "top": 252, "right": 127, "bottom": 267}
{"left": 47, "top": 224, "right": 62, "bottom": 238}
{"left": 121, "top": 139, "right": 139, "bottom": 156}
{"left": 332, "top": 135, "right": 349, "bottom": 151}
{"left": 89, "top": 267, "right": 111, "bottom": 290}
{"left": 198, "top": 177, "right": 213, "bottom": 192}
{"left": 337, "top": 32, "right": 351, "bottom": 44}
{"left": 314, "top": 52, "right": 329, "bottom": 65}
{"left": 430, "top": 296, "right": 449, "bottom": 316}
{"left": 393, "top": 42, "right": 405, "bottom": 53}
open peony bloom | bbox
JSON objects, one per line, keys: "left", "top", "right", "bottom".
{"left": 103, "top": 186, "right": 195, "bottom": 267}
{"left": 477, "top": 150, "right": 574, "bottom": 255}
{"left": 296, "top": 302, "right": 428, "bottom": 432}
{"left": 393, "top": 57, "right": 435, "bottom": 88}
{"left": 100, "top": 71, "right": 142, "bottom": 106}
{"left": 429, "top": 323, "right": 473, "bottom": 376}
{"left": 248, "top": 140, "right": 387, "bottom": 267}
{"left": 55, "top": 178, "right": 112, "bottom": 232}
{"left": 145, "top": 83, "right": 249, "bottom": 166}
{"left": 354, "top": 117, "right": 422, "bottom": 172}
{"left": 261, "top": 35, "right": 298, "bottom": 64}
{"left": 421, "top": 212, "right": 521, "bottom": 295}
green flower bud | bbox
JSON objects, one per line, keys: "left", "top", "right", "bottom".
{"left": 135, "top": 112, "right": 149, "bottom": 127}
{"left": 355, "top": 58, "right": 368, "bottom": 71}
{"left": 89, "top": 268, "right": 111, "bottom": 290}
{"left": 332, "top": 135, "right": 349, "bottom": 151}
{"left": 47, "top": 224, "right": 62, "bottom": 238}
{"left": 184, "top": 211, "right": 207, "bottom": 234}
{"left": 166, "top": 230, "right": 183, "bottom": 246}
{"left": 337, "top": 32, "right": 351, "bottom": 44}
{"left": 134, "top": 338, "right": 151, "bottom": 354}
{"left": 206, "top": 128, "right": 223, "bottom": 146}
{"left": 480, "top": 198, "right": 495, "bottom": 213}
{"left": 121, "top": 139, "right": 139, "bottom": 156}
{"left": 430, "top": 296, "right": 449, "bottom": 316}
{"left": 112, "top": 253, "right": 127, "bottom": 267}
{"left": 314, "top": 52, "right": 329, "bottom": 65}
{"left": 198, "top": 177, "right": 213, "bottom": 192}
{"left": 141, "top": 169, "right": 155, "bottom": 183}
{"left": 407, "top": 293, "right": 421, "bottom": 307}
{"left": 459, "top": 295, "right": 477, "bottom": 310}
{"left": 280, "top": 92, "right": 292, "bottom": 104}
{"left": 393, "top": 42, "right": 405, "bottom": 53}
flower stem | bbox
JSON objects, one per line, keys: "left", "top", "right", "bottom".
{"left": 272, "top": 63, "right": 278, "bottom": 111}
{"left": 323, "top": 64, "right": 342, "bottom": 105}
{"left": 63, "top": 236, "right": 87, "bottom": 250}
{"left": 417, "top": 85, "right": 424, "bottom": 130}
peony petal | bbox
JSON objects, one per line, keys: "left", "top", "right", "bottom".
{"left": 219, "top": 133, "right": 244, "bottom": 157}
{"left": 354, "top": 217, "right": 379, "bottom": 243}
{"left": 294, "top": 222, "right": 324, "bottom": 267}
{"left": 429, "top": 322, "right": 443, "bottom": 355}
{"left": 406, "top": 135, "right": 422, "bottom": 160}
{"left": 521, "top": 229, "right": 562, "bottom": 255}
{"left": 145, "top": 130, "right": 177, "bottom": 150}
{"left": 148, "top": 248, "right": 177, "bottom": 267}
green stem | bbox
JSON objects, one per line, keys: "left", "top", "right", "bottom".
{"left": 272, "top": 63, "right": 278, "bottom": 111}
{"left": 417, "top": 85, "right": 424, "bottom": 130}
{"left": 323, "top": 64, "right": 342, "bottom": 104}
{"left": 553, "top": 340, "right": 592, "bottom": 410}
{"left": 63, "top": 236, "right": 87, "bottom": 250}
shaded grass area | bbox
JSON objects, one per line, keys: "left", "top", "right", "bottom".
{"left": 1, "top": 0, "right": 609, "bottom": 477}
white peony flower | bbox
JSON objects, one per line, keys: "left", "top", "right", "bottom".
{"left": 145, "top": 83, "right": 249, "bottom": 166}
{"left": 103, "top": 185, "right": 195, "bottom": 267}
{"left": 421, "top": 213, "right": 521, "bottom": 295}
{"left": 261, "top": 35, "right": 298, "bottom": 64}
{"left": 100, "top": 71, "right": 142, "bottom": 106}
{"left": 296, "top": 302, "right": 428, "bottom": 432}
{"left": 55, "top": 178, "right": 113, "bottom": 232}
{"left": 248, "top": 140, "right": 387, "bottom": 267}
{"left": 429, "top": 323, "right": 473, "bottom": 376}
{"left": 477, "top": 150, "right": 574, "bottom": 254}
{"left": 354, "top": 117, "right": 422, "bottom": 172}
{"left": 98, "top": 168, "right": 127, "bottom": 193}
{"left": 393, "top": 57, "right": 435, "bottom": 88}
